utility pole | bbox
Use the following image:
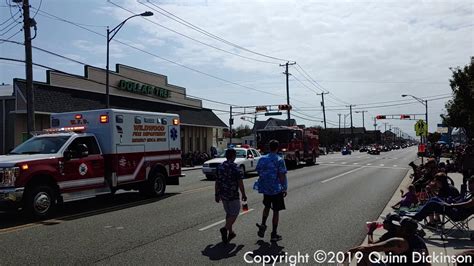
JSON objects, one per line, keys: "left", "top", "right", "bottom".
{"left": 348, "top": 105, "right": 354, "bottom": 146}
{"left": 280, "top": 61, "right": 296, "bottom": 126}
{"left": 317, "top": 92, "right": 329, "bottom": 129}
{"left": 373, "top": 117, "right": 377, "bottom": 144}
{"left": 317, "top": 92, "right": 329, "bottom": 152}
{"left": 229, "top": 106, "right": 233, "bottom": 146}
{"left": 338, "top": 113, "right": 341, "bottom": 134}
{"left": 22, "top": 0, "right": 35, "bottom": 137}
{"left": 382, "top": 122, "right": 388, "bottom": 145}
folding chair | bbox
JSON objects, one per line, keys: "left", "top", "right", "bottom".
{"left": 439, "top": 207, "right": 474, "bottom": 239}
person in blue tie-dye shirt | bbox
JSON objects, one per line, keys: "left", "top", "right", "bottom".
{"left": 255, "top": 140, "right": 288, "bottom": 242}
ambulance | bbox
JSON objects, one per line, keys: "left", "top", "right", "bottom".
{"left": 0, "top": 109, "right": 181, "bottom": 218}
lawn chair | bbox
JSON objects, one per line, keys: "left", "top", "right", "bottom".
{"left": 439, "top": 206, "right": 474, "bottom": 240}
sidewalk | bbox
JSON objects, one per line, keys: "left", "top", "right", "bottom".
{"left": 357, "top": 158, "right": 474, "bottom": 265}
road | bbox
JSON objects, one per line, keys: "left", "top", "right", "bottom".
{"left": 0, "top": 147, "right": 418, "bottom": 265}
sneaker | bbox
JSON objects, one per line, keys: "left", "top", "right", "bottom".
{"left": 270, "top": 233, "right": 282, "bottom": 242}
{"left": 220, "top": 227, "right": 228, "bottom": 243}
{"left": 228, "top": 232, "right": 236, "bottom": 242}
{"left": 256, "top": 223, "right": 267, "bottom": 238}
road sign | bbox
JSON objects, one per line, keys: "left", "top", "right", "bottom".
{"left": 264, "top": 112, "right": 282, "bottom": 116}
{"left": 414, "top": 120, "right": 427, "bottom": 136}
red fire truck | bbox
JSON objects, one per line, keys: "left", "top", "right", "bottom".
{"left": 0, "top": 109, "right": 181, "bottom": 218}
{"left": 257, "top": 126, "right": 320, "bottom": 168}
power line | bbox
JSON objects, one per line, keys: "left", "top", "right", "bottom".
{"left": 27, "top": 7, "right": 318, "bottom": 107}
{"left": 0, "top": 9, "right": 19, "bottom": 26}
{"left": 142, "top": 0, "right": 292, "bottom": 62}
{"left": 109, "top": 1, "right": 279, "bottom": 65}
{"left": 0, "top": 40, "right": 235, "bottom": 107}
{"left": 31, "top": 0, "right": 42, "bottom": 18}
{"left": 0, "top": 57, "right": 233, "bottom": 113}
{"left": 0, "top": 28, "right": 21, "bottom": 44}
{"left": 30, "top": 8, "right": 290, "bottom": 99}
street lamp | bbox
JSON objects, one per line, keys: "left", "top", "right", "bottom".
{"left": 106, "top": 11, "right": 153, "bottom": 108}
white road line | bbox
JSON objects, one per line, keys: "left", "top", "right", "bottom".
{"left": 321, "top": 167, "right": 365, "bottom": 184}
{"left": 341, "top": 162, "right": 347, "bottom": 164}
{"left": 380, "top": 164, "right": 385, "bottom": 166}
{"left": 367, "top": 163, "right": 372, "bottom": 166}
{"left": 353, "top": 163, "right": 358, "bottom": 165}
{"left": 198, "top": 209, "right": 255, "bottom": 231}
{"left": 318, "top": 163, "right": 408, "bottom": 170}
{"left": 393, "top": 165, "right": 398, "bottom": 167}
{"left": 330, "top": 162, "right": 335, "bottom": 164}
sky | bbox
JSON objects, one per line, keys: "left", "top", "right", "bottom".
{"left": 1, "top": 0, "right": 473, "bottom": 138}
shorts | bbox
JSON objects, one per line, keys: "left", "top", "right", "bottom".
{"left": 222, "top": 199, "right": 240, "bottom": 217}
{"left": 263, "top": 193, "right": 286, "bottom": 211}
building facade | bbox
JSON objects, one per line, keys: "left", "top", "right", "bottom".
{"left": 0, "top": 64, "right": 227, "bottom": 154}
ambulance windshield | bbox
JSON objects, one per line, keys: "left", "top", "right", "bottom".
{"left": 9, "top": 136, "right": 71, "bottom": 155}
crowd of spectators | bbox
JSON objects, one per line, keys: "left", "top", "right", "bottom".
{"left": 348, "top": 143, "right": 474, "bottom": 265}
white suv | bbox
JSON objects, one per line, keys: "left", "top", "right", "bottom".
{"left": 202, "top": 147, "right": 262, "bottom": 180}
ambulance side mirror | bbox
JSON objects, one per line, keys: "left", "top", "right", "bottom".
{"left": 64, "top": 150, "right": 72, "bottom": 161}
{"left": 77, "top": 144, "right": 89, "bottom": 158}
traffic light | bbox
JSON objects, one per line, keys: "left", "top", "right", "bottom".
{"left": 255, "top": 106, "right": 267, "bottom": 112}
{"left": 400, "top": 115, "right": 410, "bottom": 119}
{"left": 376, "top": 115, "right": 386, "bottom": 119}
{"left": 278, "top": 104, "right": 292, "bottom": 111}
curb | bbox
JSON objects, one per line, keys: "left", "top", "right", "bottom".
{"left": 182, "top": 166, "right": 202, "bottom": 172}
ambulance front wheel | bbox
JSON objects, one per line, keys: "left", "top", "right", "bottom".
{"left": 24, "top": 185, "right": 57, "bottom": 219}
{"left": 141, "top": 172, "right": 166, "bottom": 197}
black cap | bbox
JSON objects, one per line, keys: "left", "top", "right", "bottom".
{"left": 383, "top": 213, "right": 401, "bottom": 224}
{"left": 393, "top": 217, "right": 419, "bottom": 234}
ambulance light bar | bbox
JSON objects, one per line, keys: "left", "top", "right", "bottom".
{"left": 172, "top": 118, "right": 180, "bottom": 125}
{"left": 44, "top": 126, "right": 86, "bottom": 133}
{"left": 75, "top": 114, "right": 82, "bottom": 119}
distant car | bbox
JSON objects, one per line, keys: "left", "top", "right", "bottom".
{"left": 359, "top": 146, "right": 368, "bottom": 152}
{"left": 368, "top": 147, "right": 380, "bottom": 155}
{"left": 381, "top": 146, "right": 390, "bottom": 152}
{"left": 393, "top": 145, "right": 400, "bottom": 150}
{"left": 341, "top": 147, "right": 352, "bottom": 155}
{"left": 202, "top": 147, "right": 261, "bottom": 180}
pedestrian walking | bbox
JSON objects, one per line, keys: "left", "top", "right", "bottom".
{"left": 254, "top": 139, "right": 288, "bottom": 242}
{"left": 215, "top": 148, "right": 247, "bottom": 244}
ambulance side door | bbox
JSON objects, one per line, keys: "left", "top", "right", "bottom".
{"left": 61, "top": 136, "right": 105, "bottom": 190}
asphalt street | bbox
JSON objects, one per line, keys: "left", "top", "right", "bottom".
{"left": 0, "top": 147, "right": 418, "bottom": 265}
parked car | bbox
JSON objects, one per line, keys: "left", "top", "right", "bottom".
{"left": 202, "top": 147, "right": 261, "bottom": 180}
{"left": 341, "top": 147, "right": 352, "bottom": 155}
{"left": 368, "top": 146, "right": 381, "bottom": 155}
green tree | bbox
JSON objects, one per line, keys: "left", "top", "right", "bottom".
{"left": 442, "top": 60, "right": 474, "bottom": 142}
{"left": 234, "top": 125, "right": 252, "bottom": 138}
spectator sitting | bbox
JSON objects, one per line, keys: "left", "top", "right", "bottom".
{"left": 405, "top": 176, "right": 474, "bottom": 226}
{"left": 429, "top": 173, "right": 459, "bottom": 200}
{"left": 348, "top": 217, "right": 429, "bottom": 266}
{"left": 367, "top": 213, "right": 401, "bottom": 245}
{"left": 445, "top": 160, "right": 454, "bottom": 173}
{"left": 392, "top": 185, "right": 418, "bottom": 210}
{"left": 413, "top": 158, "right": 438, "bottom": 191}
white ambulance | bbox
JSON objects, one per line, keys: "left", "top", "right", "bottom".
{"left": 0, "top": 109, "right": 181, "bottom": 218}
